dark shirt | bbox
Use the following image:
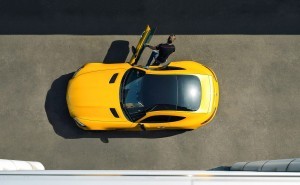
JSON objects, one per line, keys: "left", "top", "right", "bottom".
{"left": 156, "top": 43, "right": 175, "bottom": 63}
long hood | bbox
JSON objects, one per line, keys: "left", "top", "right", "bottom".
{"left": 67, "top": 69, "right": 127, "bottom": 121}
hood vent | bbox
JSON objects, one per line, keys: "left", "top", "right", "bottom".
{"left": 110, "top": 108, "right": 119, "bottom": 118}
{"left": 109, "top": 73, "right": 118, "bottom": 84}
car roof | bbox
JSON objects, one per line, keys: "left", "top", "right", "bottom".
{"left": 141, "top": 74, "right": 201, "bottom": 112}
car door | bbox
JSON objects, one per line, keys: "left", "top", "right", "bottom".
{"left": 129, "top": 25, "right": 156, "bottom": 65}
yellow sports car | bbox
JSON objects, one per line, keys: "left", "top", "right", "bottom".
{"left": 66, "top": 26, "right": 219, "bottom": 131}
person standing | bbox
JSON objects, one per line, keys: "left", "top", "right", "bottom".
{"left": 145, "top": 35, "right": 176, "bottom": 68}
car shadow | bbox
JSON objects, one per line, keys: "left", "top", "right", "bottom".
{"left": 103, "top": 40, "right": 129, "bottom": 63}
{"left": 45, "top": 43, "right": 186, "bottom": 142}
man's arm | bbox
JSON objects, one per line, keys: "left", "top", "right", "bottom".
{"left": 145, "top": 43, "right": 158, "bottom": 50}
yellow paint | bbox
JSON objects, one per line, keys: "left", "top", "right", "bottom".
{"left": 66, "top": 60, "right": 219, "bottom": 131}
{"left": 129, "top": 25, "right": 151, "bottom": 65}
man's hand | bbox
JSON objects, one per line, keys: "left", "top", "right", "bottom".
{"left": 144, "top": 43, "right": 157, "bottom": 50}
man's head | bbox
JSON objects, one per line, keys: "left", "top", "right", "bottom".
{"left": 167, "top": 34, "right": 176, "bottom": 44}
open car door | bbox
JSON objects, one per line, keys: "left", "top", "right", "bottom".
{"left": 129, "top": 25, "right": 156, "bottom": 65}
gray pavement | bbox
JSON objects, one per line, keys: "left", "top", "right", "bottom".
{"left": 0, "top": 35, "right": 300, "bottom": 170}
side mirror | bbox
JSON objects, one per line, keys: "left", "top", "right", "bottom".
{"left": 138, "top": 123, "right": 146, "bottom": 131}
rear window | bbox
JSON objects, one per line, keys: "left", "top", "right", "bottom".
{"left": 177, "top": 75, "right": 201, "bottom": 111}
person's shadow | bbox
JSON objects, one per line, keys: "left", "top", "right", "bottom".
{"left": 44, "top": 40, "right": 186, "bottom": 143}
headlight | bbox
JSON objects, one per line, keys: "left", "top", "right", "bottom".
{"left": 74, "top": 118, "right": 86, "bottom": 127}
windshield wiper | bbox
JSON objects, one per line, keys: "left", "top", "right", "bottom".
{"left": 144, "top": 104, "right": 159, "bottom": 112}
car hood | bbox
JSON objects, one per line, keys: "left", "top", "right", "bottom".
{"left": 67, "top": 69, "right": 127, "bottom": 121}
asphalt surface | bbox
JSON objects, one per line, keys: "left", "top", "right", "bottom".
{"left": 0, "top": 35, "right": 300, "bottom": 170}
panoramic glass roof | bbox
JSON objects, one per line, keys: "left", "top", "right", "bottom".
{"left": 141, "top": 74, "right": 201, "bottom": 111}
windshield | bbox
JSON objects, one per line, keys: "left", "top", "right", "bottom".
{"left": 120, "top": 68, "right": 201, "bottom": 122}
{"left": 120, "top": 68, "right": 146, "bottom": 122}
